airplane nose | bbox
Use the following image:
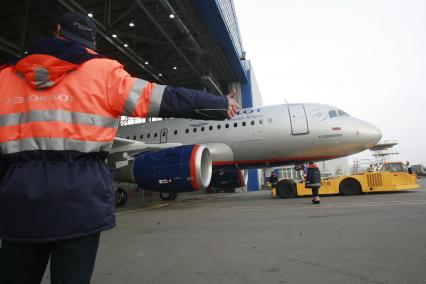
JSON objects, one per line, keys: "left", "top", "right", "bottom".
{"left": 357, "top": 122, "right": 382, "bottom": 147}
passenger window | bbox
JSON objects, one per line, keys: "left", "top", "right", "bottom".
{"left": 140, "top": 134, "right": 143, "bottom": 139}
{"left": 259, "top": 119, "right": 263, "bottom": 125}
{"left": 217, "top": 125, "right": 221, "bottom": 130}
{"left": 133, "top": 135, "right": 136, "bottom": 139}
{"left": 185, "top": 129, "right": 189, "bottom": 134}
{"left": 201, "top": 127, "right": 205, "bottom": 132}
{"left": 174, "top": 130, "right": 178, "bottom": 135}
{"left": 147, "top": 134, "right": 151, "bottom": 138}
{"left": 209, "top": 126, "right": 213, "bottom": 131}
{"left": 234, "top": 123, "right": 238, "bottom": 127}
{"left": 225, "top": 124, "right": 229, "bottom": 128}
{"left": 126, "top": 136, "right": 129, "bottom": 139}
{"left": 242, "top": 121, "right": 246, "bottom": 126}
{"left": 251, "top": 120, "right": 255, "bottom": 126}
{"left": 329, "top": 110, "right": 338, "bottom": 118}
{"left": 193, "top": 128, "right": 197, "bottom": 133}
{"left": 154, "top": 133, "right": 158, "bottom": 138}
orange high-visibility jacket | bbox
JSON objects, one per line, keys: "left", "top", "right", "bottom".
{"left": 1, "top": 49, "right": 165, "bottom": 154}
{"left": 0, "top": 37, "right": 228, "bottom": 242}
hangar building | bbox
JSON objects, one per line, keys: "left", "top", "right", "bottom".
{"left": 0, "top": 0, "right": 264, "bottom": 191}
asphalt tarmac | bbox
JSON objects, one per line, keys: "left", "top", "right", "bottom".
{"left": 43, "top": 180, "right": 426, "bottom": 284}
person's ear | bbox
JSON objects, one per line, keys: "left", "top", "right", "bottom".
{"left": 55, "top": 24, "right": 61, "bottom": 37}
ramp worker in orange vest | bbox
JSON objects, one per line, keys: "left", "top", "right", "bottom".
{"left": 0, "top": 11, "right": 238, "bottom": 284}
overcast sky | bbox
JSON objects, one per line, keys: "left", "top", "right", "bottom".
{"left": 233, "top": 0, "right": 426, "bottom": 165}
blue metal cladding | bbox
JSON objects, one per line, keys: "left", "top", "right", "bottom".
{"left": 241, "top": 67, "right": 253, "bottom": 108}
{"left": 133, "top": 145, "right": 197, "bottom": 193}
{"left": 241, "top": 64, "right": 259, "bottom": 190}
{"left": 192, "top": 0, "right": 247, "bottom": 82}
{"left": 247, "top": 169, "right": 260, "bottom": 191}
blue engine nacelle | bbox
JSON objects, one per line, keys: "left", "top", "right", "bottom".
{"left": 132, "top": 145, "right": 212, "bottom": 193}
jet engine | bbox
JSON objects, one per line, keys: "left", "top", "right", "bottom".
{"left": 132, "top": 144, "right": 212, "bottom": 193}
{"left": 209, "top": 169, "right": 248, "bottom": 192}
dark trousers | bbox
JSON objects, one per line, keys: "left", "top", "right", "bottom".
{"left": 312, "top": 187, "right": 319, "bottom": 198}
{"left": 0, "top": 233, "right": 100, "bottom": 284}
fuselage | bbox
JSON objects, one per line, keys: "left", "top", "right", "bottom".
{"left": 117, "top": 103, "right": 382, "bottom": 168}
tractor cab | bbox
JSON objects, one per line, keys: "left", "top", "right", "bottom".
{"left": 380, "top": 162, "right": 411, "bottom": 174}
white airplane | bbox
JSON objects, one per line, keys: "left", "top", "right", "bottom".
{"left": 108, "top": 103, "right": 381, "bottom": 200}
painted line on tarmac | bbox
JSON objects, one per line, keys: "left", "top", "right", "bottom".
{"left": 116, "top": 198, "right": 426, "bottom": 216}
{"left": 196, "top": 200, "right": 426, "bottom": 213}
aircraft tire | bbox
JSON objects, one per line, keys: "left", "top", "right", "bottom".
{"left": 115, "top": 188, "right": 129, "bottom": 207}
{"left": 276, "top": 180, "right": 296, "bottom": 199}
{"left": 160, "top": 192, "right": 174, "bottom": 200}
{"left": 339, "top": 178, "right": 361, "bottom": 196}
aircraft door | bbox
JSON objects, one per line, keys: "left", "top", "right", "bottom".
{"left": 160, "top": 128, "right": 168, "bottom": 143}
{"left": 288, "top": 104, "right": 309, "bottom": 135}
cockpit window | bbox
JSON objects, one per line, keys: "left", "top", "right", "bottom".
{"left": 338, "top": 110, "right": 348, "bottom": 117}
{"left": 328, "top": 110, "right": 338, "bottom": 118}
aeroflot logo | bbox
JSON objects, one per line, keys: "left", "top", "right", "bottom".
{"left": 236, "top": 108, "right": 261, "bottom": 115}
{"left": 3, "top": 94, "right": 74, "bottom": 104}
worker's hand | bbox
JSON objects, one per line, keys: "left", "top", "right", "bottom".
{"left": 227, "top": 90, "right": 239, "bottom": 119}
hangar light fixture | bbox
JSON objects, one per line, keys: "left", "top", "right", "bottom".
{"left": 112, "top": 34, "right": 117, "bottom": 38}
{"left": 88, "top": 12, "right": 93, "bottom": 18}
{"left": 129, "top": 21, "right": 135, "bottom": 27}
{"left": 169, "top": 14, "right": 175, "bottom": 19}
{"left": 123, "top": 43, "right": 128, "bottom": 47}
{"left": 158, "top": 73, "right": 163, "bottom": 77}
{"left": 173, "top": 66, "right": 177, "bottom": 70}
{"left": 144, "top": 61, "right": 149, "bottom": 65}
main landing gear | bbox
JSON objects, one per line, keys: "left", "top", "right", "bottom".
{"left": 160, "top": 192, "right": 178, "bottom": 201}
{"left": 115, "top": 188, "right": 129, "bottom": 207}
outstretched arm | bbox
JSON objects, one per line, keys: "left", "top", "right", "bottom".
{"left": 106, "top": 60, "right": 238, "bottom": 120}
{"left": 158, "top": 86, "right": 238, "bottom": 120}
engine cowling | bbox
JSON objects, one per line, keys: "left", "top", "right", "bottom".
{"left": 209, "top": 169, "right": 248, "bottom": 189}
{"left": 132, "top": 144, "right": 212, "bottom": 193}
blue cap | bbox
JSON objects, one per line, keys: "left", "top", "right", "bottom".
{"left": 59, "top": 12, "right": 96, "bottom": 50}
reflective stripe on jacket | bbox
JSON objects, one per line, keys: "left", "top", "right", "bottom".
{"left": 0, "top": 55, "right": 165, "bottom": 154}
{"left": 0, "top": 37, "right": 228, "bottom": 242}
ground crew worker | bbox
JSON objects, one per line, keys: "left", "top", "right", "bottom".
{"left": 269, "top": 171, "right": 278, "bottom": 188}
{"left": 305, "top": 162, "right": 321, "bottom": 204}
{"left": 0, "top": 11, "right": 238, "bottom": 284}
{"left": 406, "top": 161, "right": 413, "bottom": 174}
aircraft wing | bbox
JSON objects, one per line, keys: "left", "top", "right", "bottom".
{"left": 111, "top": 138, "right": 234, "bottom": 163}
{"left": 109, "top": 138, "right": 183, "bottom": 171}
{"left": 111, "top": 137, "right": 183, "bottom": 154}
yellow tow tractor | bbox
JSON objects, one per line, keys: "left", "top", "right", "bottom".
{"left": 272, "top": 161, "right": 419, "bottom": 199}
